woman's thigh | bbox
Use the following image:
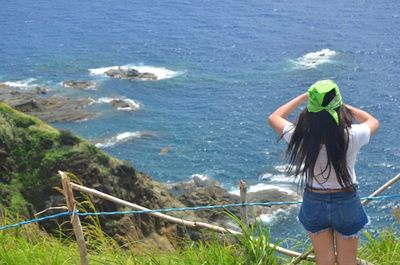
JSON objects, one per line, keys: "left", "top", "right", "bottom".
{"left": 309, "top": 229, "right": 336, "bottom": 265}
{"left": 335, "top": 231, "right": 359, "bottom": 265}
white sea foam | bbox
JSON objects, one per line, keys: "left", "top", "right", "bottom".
{"left": 0, "top": 78, "right": 38, "bottom": 89}
{"left": 258, "top": 206, "right": 296, "bottom": 225}
{"left": 229, "top": 183, "right": 295, "bottom": 196}
{"left": 191, "top": 173, "right": 219, "bottom": 186}
{"left": 257, "top": 208, "right": 287, "bottom": 224}
{"left": 95, "top": 131, "right": 149, "bottom": 148}
{"left": 192, "top": 173, "right": 210, "bottom": 182}
{"left": 274, "top": 164, "right": 290, "bottom": 173}
{"left": 94, "top": 97, "right": 140, "bottom": 111}
{"left": 292, "top": 49, "right": 338, "bottom": 69}
{"left": 259, "top": 173, "right": 292, "bottom": 183}
{"left": 258, "top": 164, "right": 294, "bottom": 184}
{"left": 89, "top": 64, "right": 182, "bottom": 80}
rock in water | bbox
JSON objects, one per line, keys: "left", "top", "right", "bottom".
{"left": 13, "top": 99, "right": 41, "bottom": 112}
{"left": 137, "top": 72, "right": 157, "bottom": 80}
{"left": 160, "top": 147, "right": 169, "bottom": 155}
{"left": 109, "top": 99, "right": 138, "bottom": 110}
{"left": 62, "top": 80, "right": 98, "bottom": 90}
{"left": 105, "top": 67, "right": 157, "bottom": 80}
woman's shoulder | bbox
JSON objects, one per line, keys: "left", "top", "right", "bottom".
{"left": 348, "top": 123, "right": 371, "bottom": 147}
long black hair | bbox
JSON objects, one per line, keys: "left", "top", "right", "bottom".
{"left": 285, "top": 90, "right": 354, "bottom": 189}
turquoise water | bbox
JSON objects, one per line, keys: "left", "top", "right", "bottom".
{"left": 1, "top": 0, "right": 399, "bottom": 240}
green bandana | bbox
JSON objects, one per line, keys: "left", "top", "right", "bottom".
{"left": 307, "top": 80, "right": 343, "bottom": 125}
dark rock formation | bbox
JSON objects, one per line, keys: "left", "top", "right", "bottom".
{"left": 169, "top": 176, "right": 299, "bottom": 225}
{"left": 105, "top": 67, "right": 157, "bottom": 80}
{"left": 109, "top": 99, "right": 139, "bottom": 110}
{"left": 62, "top": 80, "right": 98, "bottom": 90}
{"left": 0, "top": 84, "right": 95, "bottom": 122}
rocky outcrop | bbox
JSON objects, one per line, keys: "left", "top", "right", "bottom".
{"left": 109, "top": 98, "right": 139, "bottom": 111}
{"left": 105, "top": 67, "right": 157, "bottom": 80}
{"left": 0, "top": 84, "right": 95, "bottom": 122}
{"left": 169, "top": 175, "right": 300, "bottom": 225}
{"left": 62, "top": 80, "right": 98, "bottom": 90}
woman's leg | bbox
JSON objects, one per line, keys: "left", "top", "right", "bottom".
{"left": 309, "top": 229, "right": 335, "bottom": 265}
{"left": 335, "top": 232, "right": 359, "bottom": 265}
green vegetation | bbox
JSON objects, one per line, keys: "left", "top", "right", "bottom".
{"left": 0, "top": 103, "right": 117, "bottom": 214}
{"left": 0, "top": 206, "right": 399, "bottom": 265}
{"left": 359, "top": 229, "right": 400, "bottom": 264}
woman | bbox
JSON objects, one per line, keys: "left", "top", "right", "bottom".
{"left": 268, "top": 80, "right": 379, "bottom": 265}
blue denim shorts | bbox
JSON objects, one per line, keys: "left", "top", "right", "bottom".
{"left": 298, "top": 188, "right": 369, "bottom": 237}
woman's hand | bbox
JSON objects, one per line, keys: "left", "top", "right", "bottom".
{"left": 268, "top": 93, "right": 308, "bottom": 135}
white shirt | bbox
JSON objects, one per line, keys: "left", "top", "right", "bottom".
{"left": 282, "top": 123, "right": 370, "bottom": 189}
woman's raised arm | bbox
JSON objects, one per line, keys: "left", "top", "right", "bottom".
{"left": 345, "top": 104, "right": 380, "bottom": 135}
{"left": 268, "top": 93, "right": 308, "bottom": 135}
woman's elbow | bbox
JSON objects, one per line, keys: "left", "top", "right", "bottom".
{"left": 369, "top": 118, "right": 380, "bottom": 136}
{"left": 267, "top": 114, "right": 275, "bottom": 127}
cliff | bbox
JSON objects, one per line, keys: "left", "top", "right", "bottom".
{"left": 0, "top": 102, "right": 300, "bottom": 251}
{"left": 0, "top": 103, "right": 197, "bottom": 250}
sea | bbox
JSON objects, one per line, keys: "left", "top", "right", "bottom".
{"left": 1, "top": 0, "right": 399, "bottom": 243}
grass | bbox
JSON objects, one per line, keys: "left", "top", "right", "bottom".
{"left": 0, "top": 222, "right": 242, "bottom": 265}
{"left": 0, "top": 207, "right": 399, "bottom": 265}
{"left": 0, "top": 208, "right": 275, "bottom": 265}
{"left": 359, "top": 229, "right": 400, "bottom": 264}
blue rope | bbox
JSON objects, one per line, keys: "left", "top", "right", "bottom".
{"left": 78, "top": 194, "right": 400, "bottom": 216}
{"left": 0, "top": 194, "right": 399, "bottom": 231}
{"left": 0, "top": 211, "right": 72, "bottom": 231}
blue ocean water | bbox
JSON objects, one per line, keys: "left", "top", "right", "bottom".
{"left": 1, "top": 0, "right": 399, "bottom": 241}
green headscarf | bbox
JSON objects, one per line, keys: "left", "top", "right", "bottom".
{"left": 307, "top": 80, "right": 343, "bottom": 125}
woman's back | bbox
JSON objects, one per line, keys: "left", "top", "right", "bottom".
{"left": 267, "top": 80, "right": 379, "bottom": 265}
{"left": 282, "top": 122, "right": 370, "bottom": 189}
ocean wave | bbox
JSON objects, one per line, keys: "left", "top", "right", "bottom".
{"left": 0, "top": 78, "right": 38, "bottom": 89}
{"left": 91, "top": 97, "right": 140, "bottom": 111}
{"left": 191, "top": 173, "right": 210, "bottom": 182}
{"left": 273, "top": 164, "right": 289, "bottom": 173}
{"left": 292, "top": 49, "right": 338, "bottom": 69}
{"left": 94, "top": 131, "right": 151, "bottom": 148}
{"left": 258, "top": 164, "right": 295, "bottom": 184}
{"left": 367, "top": 162, "right": 396, "bottom": 169}
{"left": 88, "top": 64, "right": 183, "bottom": 80}
{"left": 259, "top": 172, "right": 293, "bottom": 183}
{"left": 229, "top": 183, "right": 295, "bottom": 196}
{"left": 191, "top": 173, "right": 219, "bottom": 186}
{"left": 258, "top": 206, "right": 297, "bottom": 225}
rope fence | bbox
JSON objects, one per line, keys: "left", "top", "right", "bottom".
{"left": 0, "top": 171, "right": 398, "bottom": 265}
{"left": 1, "top": 194, "right": 400, "bottom": 232}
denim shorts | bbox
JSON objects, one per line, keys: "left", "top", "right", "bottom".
{"left": 298, "top": 188, "right": 369, "bottom": 237}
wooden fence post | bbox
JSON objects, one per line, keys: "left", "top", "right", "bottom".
{"left": 59, "top": 171, "right": 89, "bottom": 265}
{"left": 239, "top": 180, "right": 248, "bottom": 226}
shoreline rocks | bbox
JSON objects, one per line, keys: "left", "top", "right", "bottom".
{"left": 168, "top": 175, "right": 300, "bottom": 226}
{"left": 0, "top": 83, "right": 95, "bottom": 122}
